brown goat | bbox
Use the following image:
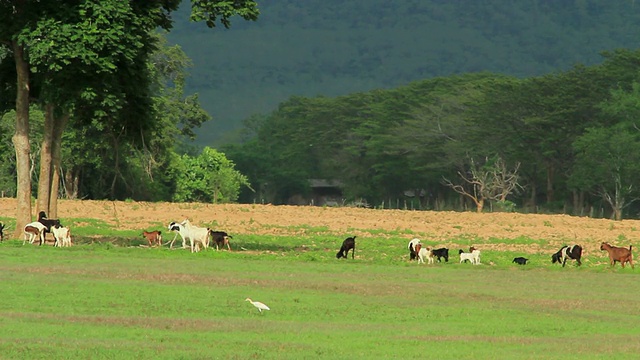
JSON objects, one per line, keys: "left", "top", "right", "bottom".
{"left": 142, "top": 230, "right": 162, "bottom": 247}
{"left": 600, "top": 242, "right": 634, "bottom": 269}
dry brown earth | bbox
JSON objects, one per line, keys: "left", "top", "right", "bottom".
{"left": 1, "top": 198, "right": 639, "bottom": 256}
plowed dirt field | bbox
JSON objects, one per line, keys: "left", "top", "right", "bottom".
{"left": 1, "top": 198, "right": 638, "bottom": 256}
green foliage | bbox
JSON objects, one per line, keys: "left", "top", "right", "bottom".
{"left": 172, "top": 147, "right": 251, "bottom": 203}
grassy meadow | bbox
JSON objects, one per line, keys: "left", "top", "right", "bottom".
{"left": 1, "top": 218, "right": 640, "bottom": 359}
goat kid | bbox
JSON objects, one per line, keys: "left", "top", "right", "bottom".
{"left": 600, "top": 242, "right": 634, "bottom": 269}
{"left": 142, "top": 230, "right": 163, "bottom": 247}
{"left": 551, "top": 245, "right": 582, "bottom": 267}
{"left": 23, "top": 221, "right": 47, "bottom": 245}
{"left": 210, "top": 231, "right": 232, "bottom": 251}
{"left": 512, "top": 257, "right": 528, "bottom": 265}
{"left": 336, "top": 236, "right": 356, "bottom": 259}
{"left": 52, "top": 225, "right": 72, "bottom": 247}
{"left": 459, "top": 249, "right": 481, "bottom": 265}
{"left": 417, "top": 246, "right": 434, "bottom": 264}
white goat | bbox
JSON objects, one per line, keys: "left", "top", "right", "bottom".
{"left": 181, "top": 219, "right": 210, "bottom": 253}
{"left": 52, "top": 225, "right": 72, "bottom": 247}
{"left": 459, "top": 249, "right": 481, "bottom": 265}
{"left": 417, "top": 246, "right": 435, "bottom": 264}
{"left": 23, "top": 221, "right": 47, "bottom": 245}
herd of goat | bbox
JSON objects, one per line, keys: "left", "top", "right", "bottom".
{"left": 0, "top": 213, "right": 232, "bottom": 253}
{"left": 0, "top": 216, "right": 635, "bottom": 269}
{"left": 337, "top": 236, "right": 634, "bottom": 269}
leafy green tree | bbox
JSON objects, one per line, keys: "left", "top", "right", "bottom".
{"left": 570, "top": 82, "right": 640, "bottom": 220}
{"left": 570, "top": 125, "right": 640, "bottom": 220}
{"left": 172, "top": 147, "right": 251, "bottom": 203}
{"left": 59, "top": 33, "right": 211, "bottom": 201}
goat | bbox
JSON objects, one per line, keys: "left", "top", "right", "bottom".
{"left": 408, "top": 238, "right": 421, "bottom": 261}
{"left": 600, "top": 242, "right": 634, "bottom": 269}
{"left": 210, "top": 231, "right": 232, "bottom": 251}
{"left": 417, "top": 246, "right": 434, "bottom": 264}
{"left": 432, "top": 247, "right": 449, "bottom": 262}
{"left": 168, "top": 222, "right": 188, "bottom": 249}
{"left": 336, "top": 236, "right": 356, "bottom": 259}
{"left": 551, "top": 245, "right": 582, "bottom": 267}
{"left": 142, "top": 230, "right": 163, "bottom": 247}
{"left": 23, "top": 221, "right": 47, "bottom": 245}
{"left": 0, "top": 222, "right": 5, "bottom": 241}
{"left": 459, "top": 249, "right": 481, "bottom": 265}
{"left": 181, "top": 219, "right": 210, "bottom": 253}
{"left": 37, "top": 211, "right": 61, "bottom": 242}
{"left": 512, "top": 257, "right": 528, "bottom": 265}
{"left": 52, "top": 225, "right": 72, "bottom": 247}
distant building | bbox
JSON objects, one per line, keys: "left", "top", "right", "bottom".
{"left": 308, "top": 179, "right": 344, "bottom": 206}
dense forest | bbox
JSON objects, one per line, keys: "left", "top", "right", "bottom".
{"left": 166, "top": 0, "right": 640, "bottom": 145}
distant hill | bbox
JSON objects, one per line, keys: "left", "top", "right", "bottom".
{"left": 166, "top": 0, "right": 640, "bottom": 146}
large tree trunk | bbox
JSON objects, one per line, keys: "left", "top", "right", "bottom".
{"left": 48, "top": 112, "right": 69, "bottom": 218}
{"left": 12, "top": 40, "right": 32, "bottom": 238}
{"left": 37, "top": 103, "right": 55, "bottom": 217}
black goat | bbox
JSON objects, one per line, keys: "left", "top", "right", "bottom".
{"left": 512, "top": 257, "right": 528, "bottom": 265}
{"left": 38, "top": 211, "right": 61, "bottom": 236}
{"left": 336, "top": 236, "right": 356, "bottom": 259}
{"left": 551, "top": 245, "right": 582, "bottom": 267}
{"left": 0, "top": 222, "right": 5, "bottom": 241}
{"left": 210, "top": 230, "right": 232, "bottom": 251}
{"left": 38, "top": 211, "right": 61, "bottom": 245}
{"left": 432, "top": 247, "right": 449, "bottom": 262}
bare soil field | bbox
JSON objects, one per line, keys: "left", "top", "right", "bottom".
{"left": 1, "top": 198, "right": 639, "bottom": 255}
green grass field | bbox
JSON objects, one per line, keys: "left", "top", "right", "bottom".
{"left": 1, "top": 224, "right": 639, "bottom": 359}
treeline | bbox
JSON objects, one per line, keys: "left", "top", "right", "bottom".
{"left": 222, "top": 49, "right": 640, "bottom": 220}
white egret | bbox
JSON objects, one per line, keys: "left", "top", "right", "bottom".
{"left": 245, "top": 298, "right": 270, "bottom": 313}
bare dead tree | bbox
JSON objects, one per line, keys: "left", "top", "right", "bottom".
{"left": 442, "top": 156, "right": 523, "bottom": 213}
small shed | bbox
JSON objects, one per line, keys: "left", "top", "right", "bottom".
{"left": 309, "top": 179, "right": 344, "bottom": 206}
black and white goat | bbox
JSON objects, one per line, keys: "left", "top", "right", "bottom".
{"left": 552, "top": 245, "right": 582, "bottom": 267}
{"left": 408, "top": 238, "right": 421, "bottom": 261}
{"left": 168, "top": 221, "right": 188, "bottom": 249}
{"left": 336, "top": 236, "right": 356, "bottom": 259}
{"left": 0, "top": 222, "right": 5, "bottom": 242}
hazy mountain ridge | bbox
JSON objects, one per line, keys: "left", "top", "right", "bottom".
{"left": 166, "top": 0, "right": 640, "bottom": 146}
